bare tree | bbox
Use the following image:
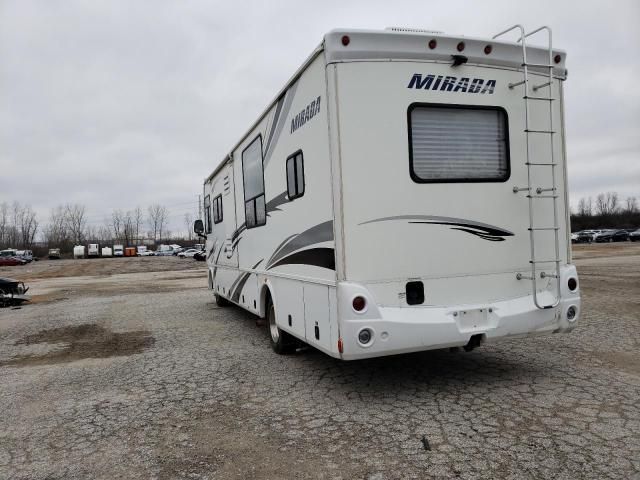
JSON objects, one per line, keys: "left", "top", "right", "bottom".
{"left": 595, "top": 192, "right": 619, "bottom": 216}
{"left": 577, "top": 197, "right": 593, "bottom": 217}
{"left": 18, "top": 204, "right": 38, "bottom": 248}
{"left": 133, "top": 206, "right": 144, "bottom": 242}
{"left": 625, "top": 196, "right": 638, "bottom": 214}
{"left": 111, "top": 210, "right": 124, "bottom": 243}
{"left": 123, "top": 210, "right": 135, "bottom": 246}
{"left": 44, "top": 206, "right": 69, "bottom": 248}
{"left": 65, "top": 204, "right": 87, "bottom": 244}
{"left": 0, "top": 202, "right": 8, "bottom": 248}
{"left": 148, "top": 204, "right": 168, "bottom": 241}
{"left": 184, "top": 213, "right": 194, "bottom": 241}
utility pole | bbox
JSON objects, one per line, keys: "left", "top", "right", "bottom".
{"left": 198, "top": 194, "right": 202, "bottom": 220}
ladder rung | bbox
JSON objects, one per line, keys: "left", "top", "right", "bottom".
{"left": 526, "top": 162, "right": 557, "bottom": 166}
{"left": 530, "top": 260, "right": 560, "bottom": 264}
{"left": 523, "top": 62, "right": 554, "bottom": 68}
{"left": 528, "top": 227, "right": 559, "bottom": 231}
{"left": 524, "top": 96, "right": 555, "bottom": 101}
{"left": 508, "top": 80, "right": 526, "bottom": 89}
{"left": 527, "top": 195, "right": 558, "bottom": 199}
{"left": 525, "top": 129, "right": 556, "bottom": 134}
{"left": 536, "top": 187, "right": 556, "bottom": 193}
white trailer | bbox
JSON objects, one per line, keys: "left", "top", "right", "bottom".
{"left": 87, "top": 243, "right": 100, "bottom": 257}
{"left": 73, "top": 245, "right": 85, "bottom": 259}
{"left": 197, "top": 25, "right": 581, "bottom": 360}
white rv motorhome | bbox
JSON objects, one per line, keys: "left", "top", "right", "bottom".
{"left": 198, "top": 26, "right": 581, "bottom": 360}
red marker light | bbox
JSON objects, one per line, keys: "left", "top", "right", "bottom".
{"left": 341, "top": 35, "right": 350, "bottom": 46}
{"left": 338, "top": 338, "right": 344, "bottom": 353}
{"left": 457, "top": 41, "right": 465, "bottom": 52}
{"left": 554, "top": 54, "right": 561, "bottom": 64}
{"left": 428, "top": 39, "right": 437, "bottom": 49}
{"left": 352, "top": 296, "right": 366, "bottom": 312}
{"left": 484, "top": 44, "right": 492, "bottom": 55}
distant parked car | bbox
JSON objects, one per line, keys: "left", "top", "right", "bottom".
{"left": 0, "top": 256, "right": 26, "bottom": 266}
{"left": 16, "top": 250, "right": 33, "bottom": 262}
{"left": 137, "top": 250, "right": 155, "bottom": 256}
{"left": 154, "top": 249, "right": 174, "bottom": 256}
{"left": 594, "top": 229, "right": 629, "bottom": 243}
{"left": 0, "top": 249, "right": 18, "bottom": 258}
{"left": 571, "top": 231, "right": 593, "bottom": 244}
{"left": 629, "top": 229, "right": 640, "bottom": 242}
{"left": 178, "top": 248, "right": 200, "bottom": 258}
{"left": 48, "top": 248, "right": 61, "bottom": 259}
{"left": 193, "top": 250, "right": 206, "bottom": 262}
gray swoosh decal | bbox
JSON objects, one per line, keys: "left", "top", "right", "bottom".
{"left": 266, "top": 220, "right": 334, "bottom": 269}
{"left": 263, "top": 81, "right": 298, "bottom": 167}
{"left": 360, "top": 215, "right": 513, "bottom": 241}
{"left": 229, "top": 260, "right": 263, "bottom": 302}
{"left": 266, "top": 191, "right": 289, "bottom": 214}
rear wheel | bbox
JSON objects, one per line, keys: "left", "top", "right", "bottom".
{"left": 266, "top": 296, "right": 296, "bottom": 354}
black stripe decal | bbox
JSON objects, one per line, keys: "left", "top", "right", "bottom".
{"left": 266, "top": 220, "right": 333, "bottom": 269}
{"left": 229, "top": 260, "right": 263, "bottom": 302}
{"left": 361, "top": 215, "right": 513, "bottom": 242}
{"left": 267, "top": 248, "right": 335, "bottom": 271}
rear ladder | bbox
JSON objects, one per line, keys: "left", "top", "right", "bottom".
{"left": 493, "top": 25, "right": 561, "bottom": 309}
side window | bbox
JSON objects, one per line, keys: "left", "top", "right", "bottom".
{"left": 242, "top": 135, "right": 266, "bottom": 228}
{"left": 286, "top": 150, "right": 305, "bottom": 200}
{"left": 204, "top": 195, "right": 212, "bottom": 233}
{"left": 213, "top": 195, "right": 223, "bottom": 224}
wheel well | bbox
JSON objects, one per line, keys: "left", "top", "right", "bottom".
{"left": 259, "top": 285, "right": 272, "bottom": 318}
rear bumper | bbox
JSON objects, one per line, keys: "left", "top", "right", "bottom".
{"left": 338, "top": 265, "right": 581, "bottom": 360}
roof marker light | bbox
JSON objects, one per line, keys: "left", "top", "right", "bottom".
{"left": 484, "top": 44, "right": 492, "bottom": 55}
{"left": 456, "top": 41, "right": 465, "bottom": 52}
{"left": 554, "top": 54, "right": 561, "bottom": 64}
{"left": 341, "top": 35, "right": 350, "bottom": 46}
{"left": 428, "top": 39, "right": 437, "bottom": 49}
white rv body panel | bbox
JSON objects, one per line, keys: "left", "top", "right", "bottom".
{"left": 201, "top": 27, "right": 580, "bottom": 360}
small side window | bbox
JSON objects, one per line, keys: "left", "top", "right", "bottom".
{"left": 213, "top": 194, "right": 223, "bottom": 224}
{"left": 286, "top": 150, "right": 305, "bottom": 200}
{"left": 204, "top": 195, "right": 212, "bottom": 233}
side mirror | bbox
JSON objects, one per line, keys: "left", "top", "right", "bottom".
{"left": 193, "top": 219, "right": 206, "bottom": 237}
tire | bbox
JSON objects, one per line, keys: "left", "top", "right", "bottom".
{"left": 266, "top": 296, "right": 296, "bottom": 354}
{"left": 215, "top": 294, "right": 229, "bottom": 307}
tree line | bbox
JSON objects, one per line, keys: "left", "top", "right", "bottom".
{"left": 0, "top": 202, "right": 39, "bottom": 251}
{"left": 0, "top": 201, "right": 196, "bottom": 251}
{"left": 571, "top": 192, "right": 639, "bottom": 231}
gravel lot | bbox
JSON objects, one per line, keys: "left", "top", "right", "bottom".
{"left": 1, "top": 248, "right": 639, "bottom": 479}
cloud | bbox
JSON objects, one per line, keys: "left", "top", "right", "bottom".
{"left": 1, "top": 0, "right": 638, "bottom": 234}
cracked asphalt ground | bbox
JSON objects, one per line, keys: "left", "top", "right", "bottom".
{"left": 1, "top": 248, "right": 639, "bottom": 480}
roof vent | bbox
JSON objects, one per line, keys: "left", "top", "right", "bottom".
{"left": 386, "top": 27, "right": 444, "bottom": 34}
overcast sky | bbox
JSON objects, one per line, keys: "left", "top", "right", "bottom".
{"left": 1, "top": 0, "right": 638, "bottom": 234}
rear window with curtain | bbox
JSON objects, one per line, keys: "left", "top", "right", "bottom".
{"left": 408, "top": 104, "right": 510, "bottom": 183}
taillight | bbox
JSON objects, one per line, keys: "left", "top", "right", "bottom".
{"left": 567, "top": 277, "right": 578, "bottom": 291}
{"left": 352, "top": 296, "right": 366, "bottom": 312}
{"left": 554, "top": 54, "right": 561, "bottom": 64}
